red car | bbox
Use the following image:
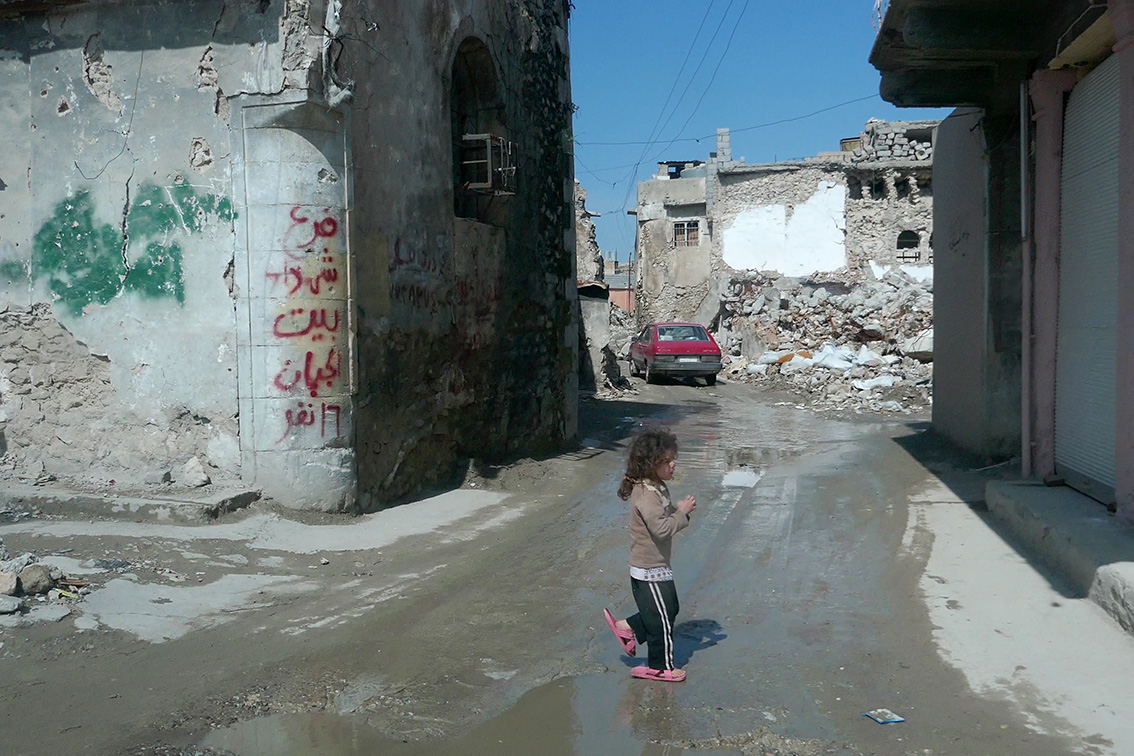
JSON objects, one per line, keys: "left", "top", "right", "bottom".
{"left": 629, "top": 322, "right": 723, "bottom": 385}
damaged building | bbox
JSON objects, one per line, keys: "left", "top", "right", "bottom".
{"left": 871, "top": 0, "right": 1134, "bottom": 519}
{"left": 633, "top": 120, "right": 937, "bottom": 327}
{"left": 0, "top": 0, "right": 577, "bottom": 510}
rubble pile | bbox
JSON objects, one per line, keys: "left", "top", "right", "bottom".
{"left": 609, "top": 303, "right": 638, "bottom": 360}
{"left": 713, "top": 268, "right": 933, "bottom": 413}
{"left": 594, "top": 304, "right": 639, "bottom": 398}
{"left": 850, "top": 120, "right": 934, "bottom": 163}
{"left": 0, "top": 533, "right": 93, "bottom": 621}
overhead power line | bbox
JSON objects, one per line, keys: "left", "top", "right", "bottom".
{"left": 649, "top": 0, "right": 753, "bottom": 162}
{"left": 576, "top": 94, "right": 881, "bottom": 148}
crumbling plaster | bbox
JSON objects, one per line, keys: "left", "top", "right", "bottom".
{"left": 0, "top": 0, "right": 293, "bottom": 490}
{"left": 0, "top": 0, "right": 576, "bottom": 510}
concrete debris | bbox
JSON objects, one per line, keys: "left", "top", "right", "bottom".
{"left": 1, "top": 552, "right": 37, "bottom": 574}
{"left": 592, "top": 304, "right": 638, "bottom": 399}
{"left": 0, "top": 594, "right": 22, "bottom": 614}
{"left": 17, "top": 564, "right": 54, "bottom": 595}
{"left": 0, "top": 570, "right": 16, "bottom": 596}
{"left": 177, "top": 457, "right": 211, "bottom": 488}
{"left": 712, "top": 269, "right": 933, "bottom": 413}
{"left": 145, "top": 469, "right": 173, "bottom": 486}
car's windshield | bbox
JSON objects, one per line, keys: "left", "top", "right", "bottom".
{"left": 657, "top": 325, "right": 709, "bottom": 341}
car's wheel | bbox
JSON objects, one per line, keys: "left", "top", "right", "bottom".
{"left": 629, "top": 358, "right": 641, "bottom": 378}
{"left": 645, "top": 361, "right": 657, "bottom": 384}
{"left": 705, "top": 374, "right": 717, "bottom": 386}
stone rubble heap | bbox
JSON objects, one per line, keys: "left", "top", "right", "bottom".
{"left": 851, "top": 121, "right": 933, "bottom": 163}
{"left": 713, "top": 268, "right": 933, "bottom": 413}
{"left": 594, "top": 304, "right": 639, "bottom": 398}
{"left": 0, "top": 533, "right": 93, "bottom": 621}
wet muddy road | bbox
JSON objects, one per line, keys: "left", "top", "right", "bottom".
{"left": 4, "top": 379, "right": 1132, "bottom": 755}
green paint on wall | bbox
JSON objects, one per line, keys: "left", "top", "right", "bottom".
{"left": 33, "top": 191, "right": 127, "bottom": 317}
{"left": 125, "top": 241, "right": 186, "bottom": 304}
{"left": 32, "top": 183, "right": 235, "bottom": 317}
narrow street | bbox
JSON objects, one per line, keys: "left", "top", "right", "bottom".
{"left": 3, "top": 378, "right": 1133, "bottom": 755}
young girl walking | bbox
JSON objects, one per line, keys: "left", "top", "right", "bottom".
{"left": 603, "top": 429, "right": 696, "bottom": 682}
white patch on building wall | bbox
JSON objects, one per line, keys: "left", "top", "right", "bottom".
{"left": 869, "top": 261, "right": 934, "bottom": 284}
{"left": 722, "top": 181, "right": 847, "bottom": 276}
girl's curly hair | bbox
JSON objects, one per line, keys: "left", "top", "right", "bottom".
{"left": 617, "top": 428, "right": 678, "bottom": 500}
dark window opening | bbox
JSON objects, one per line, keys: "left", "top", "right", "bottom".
{"left": 869, "top": 176, "right": 886, "bottom": 200}
{"left": 847, "top": 176, "right": 863, "bottom": 200}
{"left": 897, "top": 230, "right": 921, "bottom": 262}
{"left": 674, "top": 221, "right": 700, "bottom": 247}
{"left": 895, "top": 177, "right": 911, "bottom": 200}
{"left": 451, "top": 37, "right": 510, "bottom": 224}
{"left": 917, "top": 176, "right": 932, "bottom": 199}
{"left": 906, "top": 127, "right": 934, "bottom": 146}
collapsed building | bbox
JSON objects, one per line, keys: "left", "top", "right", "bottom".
{"left": 0, "top": 0, "right": 577, "bottom": 510}
{"left": 634, "top": 119, "right": 937, "bottom": 326}
{"left": 629, "top": 120, "right": 938, "bottom": 410}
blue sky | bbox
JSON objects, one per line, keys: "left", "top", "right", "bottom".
{"left": 569, "top": 1, "right": 950, "bottom": 260}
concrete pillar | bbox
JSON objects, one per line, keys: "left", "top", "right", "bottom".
{"left": 1110, "top": 0, "right": 1134, "bottom": 520}
{"left": 716, "top": 128, "right": 731, "bottom": 162}
{"left": 1026, "top": 69, "right": 1076, "bottom": 479}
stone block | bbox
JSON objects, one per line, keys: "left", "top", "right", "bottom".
{"left": 18, "top": 564, "right": 54, "bottom": 595}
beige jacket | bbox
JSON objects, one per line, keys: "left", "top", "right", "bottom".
{"left": 629, "top": 480, "right": 690, "bottom": 569}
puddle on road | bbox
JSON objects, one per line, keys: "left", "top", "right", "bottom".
{"left": 721, "top": 468, "right": 764, "bottom": 488}
{"left": 201, "top": 676, "right": 740, "bottom": 756}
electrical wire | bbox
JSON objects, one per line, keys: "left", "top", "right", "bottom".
{"left": 611, "top": 0, "right": 732, "bottom": 220}
{"left": 649, "top": 0, "right": 752, "bottom": 162}
{"left": 575, "top": 93, "right": 882, "bottom": 148}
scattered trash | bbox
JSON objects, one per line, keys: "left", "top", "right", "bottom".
{"left": 863, "top": 708, "right": 905, "bottom": 724}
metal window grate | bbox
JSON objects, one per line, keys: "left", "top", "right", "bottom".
{"left": 674, "top": 220, "right": 700, "bottom": 247}
{"left": 460, "top": 133, "right": 516, "bottom": 195}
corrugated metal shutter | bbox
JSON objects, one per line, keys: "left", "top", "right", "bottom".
{"left": 1056, "top": 53, "right": 1119, "bottom": 503}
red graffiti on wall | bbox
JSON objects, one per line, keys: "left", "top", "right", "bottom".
{"left": 278, "top": 400, "right": 343, "bottom": 443}
{"left": 265, "top": 255, "right": 341, "bottom": 296}
{"left": 282, "top": 206, "right": 339, "bottom": 255}
{"left": 389, "top": 238, "right": 445, "bottom": 274}
{"left": 272, "top": 307, "right": 341, "bottom": 341}
{"left": 269, "top": 204, "right": 349, "bottom": 448}
{"left": 390, "top": 281, "right": 450, "bottom": 312}
{"left": 272, "top": 348, "right": 341, "bottom": 398}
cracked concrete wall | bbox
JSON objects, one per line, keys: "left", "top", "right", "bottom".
{"left": 0, "top": 0, "right": 288, "bottom": 491}
{"left": 0, "top": 0, "right": 577, "bottom": 511}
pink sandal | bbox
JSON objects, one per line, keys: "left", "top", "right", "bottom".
{"left": 630, "top": 666, "right": 686, "bottom": 682}
{"left": 602, "top": 608, "right": 637, "bottom": 656}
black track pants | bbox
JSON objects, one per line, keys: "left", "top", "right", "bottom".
{"left": 627, "top": 577, "right": 679, "bottom": 671}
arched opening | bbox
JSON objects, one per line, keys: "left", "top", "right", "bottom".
{"left": 451, "top": 37, "right": 510, "bottom": 224}
{"left": 896, "top": 230, "right": 921, "bottom": 262}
